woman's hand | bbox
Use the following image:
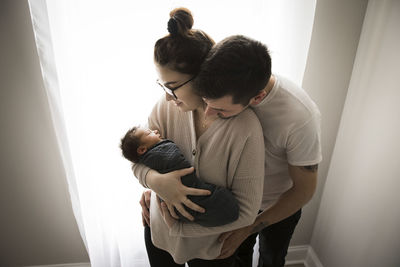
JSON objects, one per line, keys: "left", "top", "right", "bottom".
{"left": 157, "top": 195, "right": 177, "bottom": 229}
{"left": 146, "top": 167, "right": 210, "bottom": 221}
{"left": 139, "top": 190, "right": 151, "bottom": 226}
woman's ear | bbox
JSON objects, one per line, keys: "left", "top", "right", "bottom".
{"left": 137, "top": 146, "right": 148, "bottom": 156}
{"left": 250, "top": 89, "right": 268, "bottom": 105}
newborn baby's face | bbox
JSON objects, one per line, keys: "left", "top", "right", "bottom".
{"left": 136, "top": 128, "right": 162, "bottom": 148}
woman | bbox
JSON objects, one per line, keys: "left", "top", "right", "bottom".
{"left": 132, "top": 8, "right": 265, "bottom": 266}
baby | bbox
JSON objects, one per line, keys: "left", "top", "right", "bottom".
{"left": 120, "top": 126, "right": 239, "bottom": 227}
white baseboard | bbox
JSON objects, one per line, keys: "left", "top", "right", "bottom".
{"left": 285, "top": 245, "right": 309, "bottom": 265}
{"left": 26, "top": 263, "right": 90, "bottom": 267}
{"left": 285, "top": 245, "right": 323, "bottom": 267}
{"left": 25, "top": 246, "right": 321, "bottom": 267}
{"left": 304, "top": 246, "right": 324, "bottom": 267}
{"left": 25, "top": 260, "right": 151, "bottom": 267}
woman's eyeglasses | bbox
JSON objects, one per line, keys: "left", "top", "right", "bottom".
{"left": 156, "top": 76, "right": 196, "bottom": 100}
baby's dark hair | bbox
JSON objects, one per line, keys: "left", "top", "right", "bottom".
{"left": 120, "top": 126, "right": 141, "bottom": 163}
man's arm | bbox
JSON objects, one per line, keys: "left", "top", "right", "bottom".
{"left": 217, "top": 163, "right": 318, "bottom": 259}
{"left": 252, "top": 163, "right": 318, "bottom": 227}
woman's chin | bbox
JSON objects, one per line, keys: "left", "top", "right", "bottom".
{"left": 174, "top": 102, "right": 187, "bottom": 110}
{"left": 178, "top": 106, "right": 188, "bottom": 112}
{"left": 177, "top": 105, "right": 193, "bottom": 112}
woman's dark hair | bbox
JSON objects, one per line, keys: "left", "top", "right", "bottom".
{"left": 154, "top": 8, "right": 214, "bottom": 75}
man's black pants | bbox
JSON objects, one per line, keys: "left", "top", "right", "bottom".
{"left": 235, "top": 209, "right": 302, "bottom": 267}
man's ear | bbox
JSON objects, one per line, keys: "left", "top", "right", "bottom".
{"left": 250, "top": 89, "right": 268, "bottom": 105}
{"left": 137, "top": 146, "right": 147, "bottom": 156}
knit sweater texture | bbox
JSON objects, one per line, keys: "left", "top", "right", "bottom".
{"left": 132, "top": 97, "right": 265, "bottom": 263}
{"left": 138, "top": 139, "right": 239, "bottom": 227}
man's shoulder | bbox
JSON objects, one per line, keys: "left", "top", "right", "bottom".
{"left": 253, "top": 76, "right": 320, "bottom": 130}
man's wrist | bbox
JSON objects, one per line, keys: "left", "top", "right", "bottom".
{"left": 250, "top": 220, "right": 269, "bottom": 234}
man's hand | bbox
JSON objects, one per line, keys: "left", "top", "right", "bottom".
{"left": 216, "top": 225, "right": 253, "bottom": 259}
{"left": 139, "top": 190, "right": 151, "bottom": 226}
{"left": 146, "top": 167, "right": 211, "bottom": 221}
{"left": 157, "top": 195, "right": 178, "bottom": 229}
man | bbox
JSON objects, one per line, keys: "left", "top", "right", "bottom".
{"left": 192, "top": 35, "right": 322, "bottom": 267}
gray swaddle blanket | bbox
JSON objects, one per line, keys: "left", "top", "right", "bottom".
{"left": 139, "top": 140, "right": 239, "bottom": 227}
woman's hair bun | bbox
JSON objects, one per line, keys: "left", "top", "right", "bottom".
{"left": 168, "top": 7, "right": 194, "bottom": 36}
{"left": 167, "top": 18, "right": 178, "bottom": 36}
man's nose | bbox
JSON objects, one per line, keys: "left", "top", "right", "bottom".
{"left": 204, "top": 105, "right": 218, "bottom": 117}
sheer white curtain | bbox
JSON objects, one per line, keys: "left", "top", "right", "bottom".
{"left": 28, "top": 0, "right": 316, "bottom": 266}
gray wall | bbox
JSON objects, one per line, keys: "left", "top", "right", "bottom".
{"left": 291, "top": 0, "right": 368, "bottom": 245}
{"left": 0, "top": 1, "right": 89, "bottom": 266}
{"left": 310, "top": 0, "right": 400, "bottom": 266}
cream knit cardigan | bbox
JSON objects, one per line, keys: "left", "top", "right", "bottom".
{"left": 132, "top": 98, "right": 265, "bottom": 264}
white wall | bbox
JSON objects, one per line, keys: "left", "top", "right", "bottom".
{"left": 310, "top": 0, "right": 400, "bottom": 266}
{"left": 292, "top": 0, "right": 368, "bottom": 245}
{"left": 0, "top": 1, "right": 89, "bottom": 266}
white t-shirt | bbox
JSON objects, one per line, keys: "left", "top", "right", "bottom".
{"left": 252, "top": 75, "right": 322, "bottom": 210}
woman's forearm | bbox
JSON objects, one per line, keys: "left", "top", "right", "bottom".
{"left": 145, "top": 169, "right": 161, "bottom": 190}
{"left": 131, "top": 163, "right": 151, "bottom": 188}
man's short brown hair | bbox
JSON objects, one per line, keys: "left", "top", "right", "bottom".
{"left": 194, "top": 35, "right": 272, "bottom": 106}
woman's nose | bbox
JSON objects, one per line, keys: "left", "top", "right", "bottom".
{"left": 165, "top": 93, "right": 174, "bottom": 101}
